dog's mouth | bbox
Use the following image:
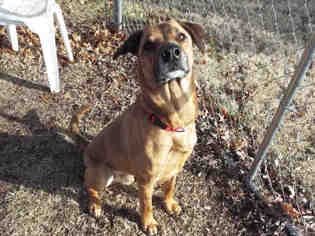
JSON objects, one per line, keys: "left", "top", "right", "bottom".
{"left": 157, "top": 69, "right": 189, "bottom": 84}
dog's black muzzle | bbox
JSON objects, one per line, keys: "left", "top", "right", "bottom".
{"left": 155, "top": 43, "right": 190, "bottom": 84}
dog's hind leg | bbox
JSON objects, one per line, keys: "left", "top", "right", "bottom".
{"left": 84, "top": 164, "right": 114, "bottom": 217}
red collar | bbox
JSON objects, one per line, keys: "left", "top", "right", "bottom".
{"left": 148, "top": 113, "right": 185, "bottom": 132}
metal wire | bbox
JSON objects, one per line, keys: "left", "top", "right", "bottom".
{"left": 247, "top": 33, "right": 315, "bottom": 190}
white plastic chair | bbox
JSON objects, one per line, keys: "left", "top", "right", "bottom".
{"left": 0, "top": 0, "right": 74, "bottom": 93}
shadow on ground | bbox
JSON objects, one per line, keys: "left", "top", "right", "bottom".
{"left": 0, "top": 72, "right": 50, "bottom": 92}
{"left": 0, "top": 109, "right": 84, "bottom": 200}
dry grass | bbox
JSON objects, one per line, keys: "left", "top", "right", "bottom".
{"left": 0, "top": 0, "right": 314, "bottom": 235}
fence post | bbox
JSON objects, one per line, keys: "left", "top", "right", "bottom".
{"left": 247, "top": 33, "right": 315, "bottom": 192}
{"left": 112, "top": 0, "right": 123, "bottom": 32}
{"left": 246, "top": 32, "right": 315, "bottom": 236}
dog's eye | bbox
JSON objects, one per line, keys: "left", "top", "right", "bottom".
{"left": 143, "top": 41, "right": 155, "bottom": 51}
{"left": 177, "top": 33, "right": 186, "bottom": 42}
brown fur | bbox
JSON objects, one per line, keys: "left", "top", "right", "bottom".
{"left": 69, "top": 104, "right": 91, "bottom": 150}
{"left": 72, "top": 19, "right": 205, "bottom": 234}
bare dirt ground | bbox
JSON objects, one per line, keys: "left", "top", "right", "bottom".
{"left": 0, "top": 0, "right": 314, "bottom": 235}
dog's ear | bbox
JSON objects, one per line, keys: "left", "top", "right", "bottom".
{"left": 180, "top": 22, "right": 206, "bottom": 53}
{"left": 113, "top": 31, "right": 143, "bottom": 59}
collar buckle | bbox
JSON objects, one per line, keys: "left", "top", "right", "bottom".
{"left": 149, "top": 113, "right": 185, "bottom": 132}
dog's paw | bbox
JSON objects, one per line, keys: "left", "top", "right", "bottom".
{"left": 164, "top": 199, "right": 182, "bottom": 216}
{"left": 143, "top": 217, "right": 158, "bottom": 235}
{"left": 89, "top": 203, "right": 102, "bottom": 217}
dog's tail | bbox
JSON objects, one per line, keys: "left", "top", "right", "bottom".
{"left": 68, "top": 104, "right": 92, "bottom": 149}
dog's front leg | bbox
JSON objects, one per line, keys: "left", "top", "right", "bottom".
{"left": 162, "top": 176, "right": 181, "bottom": 215}
{"left": 138, "top": 181, "right": 158, "bottom": 234}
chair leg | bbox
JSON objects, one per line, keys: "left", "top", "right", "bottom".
{"left": 37, "top": 22, "right": 60, "bottom": 93}
{"left": 54, "top": 3, "right": 74, "bottom": 62}
{"left": 6, "top": 25, "right": 19, "bottom": 51}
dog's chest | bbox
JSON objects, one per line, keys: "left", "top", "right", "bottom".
{"left": 156, "top": 128, "right": 197, "bottom": 182}
{"left": 157, "top": 148, "right": 191, "bottom": 183}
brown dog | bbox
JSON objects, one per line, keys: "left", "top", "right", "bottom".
{"left": 72, "top": 19, "right": 205, "bottom": 234}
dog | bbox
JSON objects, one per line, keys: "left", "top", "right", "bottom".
{"left": 71, "top": 19, "right": 205, "bottom": 234}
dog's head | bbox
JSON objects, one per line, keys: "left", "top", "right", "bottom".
{"left": 113, "top": 19, "right": 205, "bottom": 89}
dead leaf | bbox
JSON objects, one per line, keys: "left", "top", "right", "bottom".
{"left": 201, "top": 55, "right": 207, "bottom": 64}
{"left": 79, "top": 0, "right": 87, "bottom": 5}
{"left": 0, "top": 48, "right": 15, "bottom": 55}
{"left": 295, "top": 112, "right": 305, "bottom": 118}
{"left": 39, "top": 94, "right": 50, "bottom": 104}
{"left": 221, "top": 107, "right": 228, "bottom": 118}
{"left": 231, "top": 138, "right": 247, "bottom": 151}
{"left": 279, "top": 202, "right": 301, "bottom": 218}
{"left": 0, "top": 27, "right": 6, "bottom": 34}
{"left": 72, "top": 33, "right": 81, "bottom": 42}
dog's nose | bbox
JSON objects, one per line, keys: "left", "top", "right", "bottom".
{"left": 160, "top": 43, "right": 181, "bottom": 63}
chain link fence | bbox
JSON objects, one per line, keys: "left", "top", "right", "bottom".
{"left": 106, "top": 0, "right": 315, "bottom": 234}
